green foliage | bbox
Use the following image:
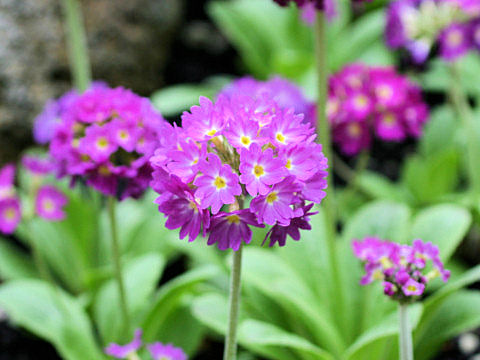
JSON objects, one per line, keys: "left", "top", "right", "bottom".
{"left": 0, "top": 187, "right": 212, "bottom": 359}
{"left": 193, "top": 201, "right": 477, "bottom": 360}
{"left": 0, "top": 280, "right": 106, "bottom": 360}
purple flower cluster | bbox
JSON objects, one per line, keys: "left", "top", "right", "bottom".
{"left": 150, "top": 88, "right": 328, "bottom": 250}
{"left": 0, "top": 157, "right": 68, "bottom": 235}
{"left": 328, "top": 64, "right": 429, "bottom": 156}
{"left": 352, "top": 237, "right": 450, "bottom": 302}
{"left": 219, "top": 76, "right": 316, "bottom": 126}
{"left": 42, "top": 84, "right": 169, "bottom": 199}
{"left": 386, "top": 0, "right": 480, "bottom": 63}
{"left": 105, "top": 329, "right": 187, "bottom": 360}
{"left": 273, "top": 0, "right": 369, "bottom": 11}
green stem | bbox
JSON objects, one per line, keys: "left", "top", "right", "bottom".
{"left": 107, "top": 197, "right": 131, "bottom": 335}
{"left": 449, "top": 63, "right": 480, "bottom": 198}
{"left": 223, "top": 246, "right": 243, "bottom": 360}
{"left": 61, "top": 0, "right": 92, "bottom": 91}
{"left": 315, "top": 10, "right": 344, "bottom": 328}
{"left": 399, "top": 304, "right": 414, "bottom": 360}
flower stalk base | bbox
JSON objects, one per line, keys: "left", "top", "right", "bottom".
{"left": 223, "top": 246, "right": 243, "bottom": 360}
{"left": 399, "top": 304, "right": 414, "bottom": 360}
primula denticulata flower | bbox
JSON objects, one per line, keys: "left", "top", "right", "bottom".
{"left": 150, "top": 84, "right": 328, "bottom": 250}
{"left": 352, "top": 237, "right": 450, "bottom": 303}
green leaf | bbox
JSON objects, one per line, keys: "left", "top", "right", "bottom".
{"left": 192, "top": 292, "right": 229, "bottom": 335}
{"left": 94, "top": 253, "right": 165, "bottom": 343}
{"left": 342, "top": 200, "right": 411, "bottom": 244}
{"left": 142, "top": 266, "right": 219, "bottom": 341}
{"left": 0, "top": 237, "right": 37, "bottom": 280}
{"left": 356, "top": 172, "right": 406, "bottom": 202}
{"left": 414, "top": 290, "right": 480, "bottom": 360}
{"left": 420, "top": 106, "right": 458, "bottom": 158}
{"left": 151, "top": 77, "right": 231, "bottom": 117}
{"left": 239, "top": 320, "right": 335, "bottom": 360}
{"left": 241, "top": 248, "right": 345, "bottom": 356}
{"left": 345, "top": 303, "right": 423, "bottom": 360}
{"left": 402, "top": 150, "right": 459, "bottom": 204}
{"left": 410, "top": 204, "right": 472, "bottom": 262}
{"left": 0, "top": 279, "right": 105, "bottom": 360}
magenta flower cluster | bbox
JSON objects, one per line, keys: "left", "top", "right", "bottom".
{"left": 0, "top": 158, "right": 67, "bottom": 235}
{"left": 386, "top": 0, "right": 480, "bottom": 63}
{"left": 43, "top": 84, "right": 169, "bottom": 199}
{"left": 150, "top": 89, "right": 328, "bottom": 250}
{"left": 328, "top": 64, "right": 429, "bottom": 156}
{"left": 273, "top": 0, "right": 369, "bottom": 11}
{"left": 352, "top": 237, "right": 450, "bottom": 302}
{"left": 219, "top": 76, "right": 316, "bottom": 126}
{"left": 105, "top": 329, "right": 187, "bottom": 360}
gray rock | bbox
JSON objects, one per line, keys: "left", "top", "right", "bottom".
{"left": 0, "top": 0, "right": 183, "bottom": 165}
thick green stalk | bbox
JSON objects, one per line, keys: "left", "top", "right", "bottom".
{"left": 399, "top": 304, "right": 414, "bottom": 360}
{"left": 61, "top": 0, "right": 92, "bottom": 91}
{"left": 315, "top": 10, "right": 344, "bottom": 326}
{"left": 223, "top": 246, "right": 243, "bottom": 360}
{"left": 449, "top": 64, "right": 480, "bottom": 198}
{"left": 107, "top": 197, "right": 131, "bottom": 335}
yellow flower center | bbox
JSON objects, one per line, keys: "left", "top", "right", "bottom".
{"left": 240, "top": 136, "right": 251, "bottom": 146}
{"left": 226, "top": 214, "right": 240, "bottom": 224}
{"left": 373, "top": 269, "right": 384, "bottom": 280}
{"left": 43, "top": 199, "right": 54, "bottom": 212}
{"left": 96, "top": 137, "right": 109, "bottom": 149}
{"left": 275, "top": 133, "right": 286, "bottom": 143}
{"left": 347, "top": 123, "right": 362, "bottom": 138}
{"left": 3, "top": 207, "right": 15, "bottom": 220}
{"left": 214, "top": 176, "right": 227, "bottom": 189}
{"left": 380, "top": 256, "right": 393, "bottom": 269}
{"left": 188, "top": 200, "right": 198, "bottom": 212}
{"left": 72, "top": 138, "right": 80, "bottom": 148}
{"left": 207, "top": 129, "right": 217, "bottom": 137}
{"left": 407, "top": 285, "right": 417, "bottom": 292}
{"left": 192, "top": 158, "right": 199, "bottom": 165}
{"left": 377, "top": 85, "right": 393, "bottom": 99}
{"left": 354, "top": 95, "right": 368, "bottom": 109}
{"left": 447, "top": 29, "right": 463, "bottom": 47}
{"left": 253, "top": 164, "right": 264, "bottom": 177}
{"left": 98, "top": 165, "right": 110, "bottom": 176}
{"left": 383, "top": 113, "right": 396, "bottom": 125}
{"left": 285, "top": 159, "right": 292, "bottom": 170}
{"left": 266, "top": 191, "right": 278, "bottom": 204}
{"left": 347, "top": 75, "right": 362, "bottom": 89}
{"left": 118, "top": 130, "right": 129, "bottom": 140}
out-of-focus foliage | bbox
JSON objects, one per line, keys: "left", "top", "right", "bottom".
{"left": 192, "top": 202, "right": 480, "bottom": 360}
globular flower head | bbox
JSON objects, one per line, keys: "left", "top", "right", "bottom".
{"left": 148, "top": 342, "right": 188, "bottom": 360}
{"left": 219, "top": 76, "right": 316, "bottom": 126}
{"left": 385, "top": 0, "right": 480, "bottom": 63}
{"left": 352, "top": 237, "right": 450, "bottom": 303}
{"left": 150, "top": 77, "right": 328, "bottom": 250}
{"left": 35, "top": 185, "right": 68, "bottom": 221}
{"left": 439, "top": 23, "right": 472, "bottom": 61}
{"left": 328, "top": 63, "right": 429, "bottom": 156}
{"left": 0, "top": 197, "right": 21, "bottom": 235}
{"left": 46, "top": 84, "right": 168, "bottom": 199}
